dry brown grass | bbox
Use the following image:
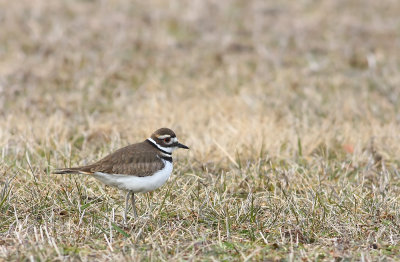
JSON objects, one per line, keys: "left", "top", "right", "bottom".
{"left": 1, "top": 0, "right": 400, "bottom": 260}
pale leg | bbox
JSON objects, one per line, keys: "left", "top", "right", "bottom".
{"left": 131, "top": 193, "right": 138, "bottom": 218}
{"left": 124, "top": 191, "right": 131, "bottom": 223}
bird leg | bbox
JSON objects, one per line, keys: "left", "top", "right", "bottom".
{"left": 147, "top": 192, "right": 154, "bottom": 214}
{"left": 131, "top": 192, "right": 138, "bottom": 218}
{"left": 124, "top": 191, "right": 131, "bottom": 223}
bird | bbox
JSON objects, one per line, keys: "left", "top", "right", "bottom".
{"left": 52, "top": 127, "right": 189, "bottom": 221}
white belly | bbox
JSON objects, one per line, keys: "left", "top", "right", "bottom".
{"left": 92, "top": 160, "right": 173, "bottom": 193}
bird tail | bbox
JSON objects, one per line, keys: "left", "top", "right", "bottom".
{"left": 52, "top": 167, "right": 92, "bottom": 175}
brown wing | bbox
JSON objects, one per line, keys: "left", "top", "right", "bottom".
{"left": 89, "top": 151, "right": 165, "bottom": 177}
{"left": 55, "top": 141, "right": 165, "bottom": 177}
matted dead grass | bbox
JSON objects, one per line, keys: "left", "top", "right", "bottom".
{"left": 1, "top": 0, "right": 400, "bottom": 260}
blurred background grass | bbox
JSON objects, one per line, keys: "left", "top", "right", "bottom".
{"left": 1, "top": 0, "right": 400, "bottom": 260}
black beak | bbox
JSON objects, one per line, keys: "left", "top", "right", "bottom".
{"left": 177, "top": 142, "right": 189, "bottom": 149}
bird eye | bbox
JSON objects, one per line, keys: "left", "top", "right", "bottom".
{"left": 164, "top": 137, "right": 171, "bottom": 143}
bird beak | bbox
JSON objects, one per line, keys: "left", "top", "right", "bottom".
{"left": 177, "top": 143, "right": 189, "bottom": 149}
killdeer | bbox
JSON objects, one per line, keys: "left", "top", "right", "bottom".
{"left": 53, "top": 128, "right": 189, "bottom": 221}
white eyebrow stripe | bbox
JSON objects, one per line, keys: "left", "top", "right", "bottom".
{"left": 157, "top": 135, "right": 171, "bottom": 139}
{"left": 147, "top": 138, "right": 173, "bottom": 153}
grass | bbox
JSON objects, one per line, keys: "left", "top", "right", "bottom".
{"left": 1, "top": 0, "right": 400, "bottom": 260}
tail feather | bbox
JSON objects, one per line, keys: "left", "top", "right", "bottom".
{"left": 52, "top": 167, "right": 92, "bottom": 175}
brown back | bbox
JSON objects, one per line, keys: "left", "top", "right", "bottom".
{"left": 72, "top": 140, "right": 166, "bottom": 177}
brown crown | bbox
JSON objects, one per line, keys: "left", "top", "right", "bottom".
{"left": 151, "top": 128, "right": 176, "bottom": 138}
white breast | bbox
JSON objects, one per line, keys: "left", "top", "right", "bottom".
{"left": 92, "top": 160, "right": 173, "bottom": 193}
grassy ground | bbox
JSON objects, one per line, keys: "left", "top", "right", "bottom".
{"left": 1, "top": 0, "right": 400, "bottom": 260}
